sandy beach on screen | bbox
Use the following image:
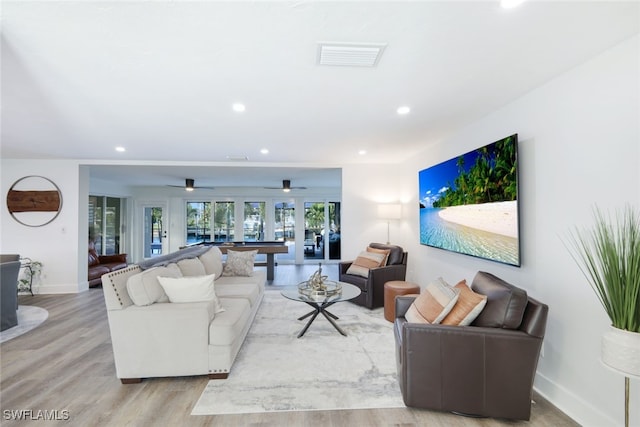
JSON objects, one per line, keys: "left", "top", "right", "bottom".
{"left": 438, "top": 201, "right": 518, "bottom": 238}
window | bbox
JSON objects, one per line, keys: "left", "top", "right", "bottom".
{"left": 214, "top": 201, "right": 235, "bottom": 242}
{"left": 186, "top": 201, "right": 211, "bottom": 244}
{"left": 244, "top": 202, "right": 265, "bottom": 242}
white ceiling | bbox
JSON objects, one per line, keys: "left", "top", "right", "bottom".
{"left": 1, "top": 1, "right": 638, "bottom": 188}
{"left": 89, "top": 164, "right": 342, "bottom": 189}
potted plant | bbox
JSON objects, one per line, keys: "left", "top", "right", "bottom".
{"left": 18, "top": 258, "right": 43, "bottom": 295}
{"left": 565, "top": 205, "right": 640, "bottom": 426}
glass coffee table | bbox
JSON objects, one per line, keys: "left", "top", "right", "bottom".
{"left": 281, "top": 282, "right": 361, "bottom": 338}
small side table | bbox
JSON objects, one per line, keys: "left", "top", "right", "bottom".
{"left": 384, "top": 280, "right": 420, "bottom": 322}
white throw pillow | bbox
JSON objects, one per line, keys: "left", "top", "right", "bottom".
{"left": 222, "top": 250, "right": 257, "bottom": 277}
{"left": 157, "top": 274, "right": 225, "bottom": 313}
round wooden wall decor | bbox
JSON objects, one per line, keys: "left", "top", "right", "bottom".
{"left": 6, "top": 175, "right": 63, "bottom": 227}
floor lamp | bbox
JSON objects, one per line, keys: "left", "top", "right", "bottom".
{"left": 377, "top": 204, "right": 402, "bottom": 244}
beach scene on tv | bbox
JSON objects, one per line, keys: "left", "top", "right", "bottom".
{"left": 419, "top": 134, "right": 519, "bottom": 266}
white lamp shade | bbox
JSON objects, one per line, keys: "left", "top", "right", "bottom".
{"left": 378, "top": 204, "right": 402, "bottom": 220}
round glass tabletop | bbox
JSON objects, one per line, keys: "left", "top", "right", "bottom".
{"left": 281, "top": 281, "right": 360, "bottom": 304}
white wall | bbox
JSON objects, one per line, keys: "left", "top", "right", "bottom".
{"left": 396, "top": 34, "right": 639, "bottom": 426}
{"left": 340, "top": 163, "right": 410, "bottom": 262}
{"left": 1, "top": 160, "right": 86, "bottom": 293}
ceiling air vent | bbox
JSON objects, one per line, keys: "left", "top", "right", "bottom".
{"left": 226, "top": 155, "right": 249, "bottom": 162}
{"left": 317, "top": 42, "right": 387, "bottom": 67}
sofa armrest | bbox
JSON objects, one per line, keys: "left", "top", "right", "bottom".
{"left": 99, "top": 253, "right": 127, "bottom": 264}
{"left": 395, "top": 295, "right": 416, "bottom": 318}
{"left": 338, "top": 261, "right": 353, "bottom": 276}
{"left": 108, "top": 301, "right": 215, "bottom": 341}
{"left": 106, "top": 302, "right": 214, "bottom": 378}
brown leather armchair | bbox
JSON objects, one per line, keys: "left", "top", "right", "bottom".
{"left": 339, "top": 243, "right": 407, "bottom": 309}
{"left": 88, "top": 242, "right": 127, "bottom": 287}
{"left": 394, "top": 272, "right": 548, "bottom": 421}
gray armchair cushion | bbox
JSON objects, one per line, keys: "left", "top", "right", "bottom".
{"left": 470, "top": 271, "right": 528, "bottom": 329}
{"left": 1, "top": 260, "right": 20, "bottom": 331}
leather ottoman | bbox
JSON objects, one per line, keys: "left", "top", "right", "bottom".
{"left": 384, "top": 280, "right": 420, "bottom": 322}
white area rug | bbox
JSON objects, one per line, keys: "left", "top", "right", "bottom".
{"left": 0, "top": 305, "right": 48, "bottom": 343}
{"left": 191, "top": 289, "right": 405, "bottom": 415}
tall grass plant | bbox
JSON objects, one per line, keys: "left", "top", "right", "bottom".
{"left": 565, "top": 206, "right": 640, "bottom": 333}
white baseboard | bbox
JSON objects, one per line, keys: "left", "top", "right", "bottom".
{"left": 31, "top": 282, "right": 88, "bottom": 294}
{"left": 534, "top": 372, "right": 615, "bottom": 427}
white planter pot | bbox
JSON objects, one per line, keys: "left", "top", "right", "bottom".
{"left": 602, "top": 325, "right": 640, "bottom": 378}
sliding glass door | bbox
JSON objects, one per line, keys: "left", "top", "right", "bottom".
{"left": 244, "top": 202, "right": 265, "bottom": 242}
{"left": 142, "top": 204, "right": 167, "bottom": 258}
{"left": 304, "top": 202, "right": 324, "bottom": 260}
{"left": 328, "top": 201, "right": 341, "bottom": 260}
{"left": 89, "top": 195, "right": 123, "bottom": 255}
{"left": 303, "top": 201, "right": 341, "bottom": 261}
{"left": 213, "top": 201, "right": 235, "bottom": 242}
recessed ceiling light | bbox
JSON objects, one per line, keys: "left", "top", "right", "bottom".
{"left": 397, "top": 106, "right": 411, "bottom": 115}
{"left": 358, "top": 150, "right": 367, "bottom": 155}
{"left": 501, "top": 0, "right": 526, "bottom": 9}
{"left": 232, "top": 103, "right": 246, "bottom": 112}
{"left": 115, "top": 146, "right": 126, "bottom": 152}
{"left": 260, "top": 148, "right": 269, "bottom": 155}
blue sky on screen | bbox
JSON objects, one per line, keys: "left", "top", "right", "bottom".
{"left": 419, "top": 150, "right": 479, "bottom": 208}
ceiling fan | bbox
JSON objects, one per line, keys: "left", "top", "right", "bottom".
{"left": 167, "top": 178, "right": 215, "bottom": 192}
{"left": 264, "top": 179, "right": 306, "bottom": 192}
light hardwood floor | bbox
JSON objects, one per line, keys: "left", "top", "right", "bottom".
{"left": 0, "top": 265, "right": 578, "bottom": 426}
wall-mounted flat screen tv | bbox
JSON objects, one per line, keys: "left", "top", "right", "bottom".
{"left": 418, "top": 134, "right": 520, "bottom": 266}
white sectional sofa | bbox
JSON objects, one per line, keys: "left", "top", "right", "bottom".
{"left": 101, "top": 245, "right": 265, "bottom": 383}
